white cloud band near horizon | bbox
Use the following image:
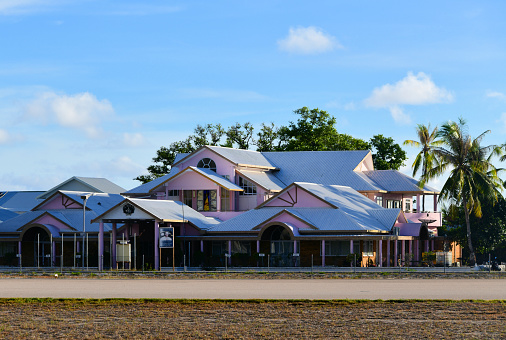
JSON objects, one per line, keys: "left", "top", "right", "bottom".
{"left": 365, "top": 72, "right": 454, "bottom": 125}
{"left": 278, "top": 26, "right": 342, "bottom": 54}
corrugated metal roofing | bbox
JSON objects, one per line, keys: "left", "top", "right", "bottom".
{"left": 124, "top": 168, "right": 180, "bottom": 194}
{"left": 174, "top": 153, "right": 190, "bottom": 164}
{"left": 208, "top": 207, "right": 285, "bottom": 232}
{"left": 38, "top": 177, "right": 126, "bottom": 199}
{"left": 236, "top": 170, "right": 286, "bottom": 191}
{"left": 127, "top": 199, "right": 219, "bottom": 231}
{"left": 0, "top": 191, "right": 44, "bottom": 213}
{"left": 58, "top": 191, "right": 126, "bottom": 216}
{"left": 0, "top": 207, "right": 18, "bottom": 222}
{"left": 206, "top": 146, "right": 276, "bottom": 168}
{"left": 261, "top": 151, "right": 381, "bottom": 191}
{"left": 362, "top": 170, "right": 440, "bottom": 193}
{"left": 188, "top": 167, "right": 243, "bottom": 191}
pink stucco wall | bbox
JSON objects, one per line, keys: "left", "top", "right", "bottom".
{"left": 36, "top": 195, "right": 82, "bottom": 210}
{"left": 177, "top": 148, "right": 237, "bottom": 180}
{"left": 263, "top": 186, "right": 332, "bottom": 208}
{"left": 33, "top": 214, "right": 75, "bottom": 231}
{"left": 258, "top": 210, "right": 314, "bottom": 236}
{"left": 404, "top": 212, "right": 441, "bottom": 227}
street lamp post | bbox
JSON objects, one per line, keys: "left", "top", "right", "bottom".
{"left": 81, "top": 193, "right": 93, "bottom": 270}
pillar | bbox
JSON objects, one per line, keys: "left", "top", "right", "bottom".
{"left": 433, "top": 194, "right": 438, "bottom": 212}
{"left": 393, "top": 240, "right": 398, "bottom": 267}
{"left": 350, "top": 240, "right": 354, "bottom": 267}
{"left": 386, "top": 240, "right": 390, "bottom": 267}
{"left": 18, "top": 241, "right": 21, "bottom": 267}
{"left": 200, "top": 240, "right": 204, "bottom": 253}
{"left": 414, "top": 240, "right": 419, "bottom": 262}
{"left": 154, "top": 221, "right": 160, "bottom": 270}
{"left": 425, "top": 240, "right": 429, "bottom": 253}
{"left": 401, "top": 240, "right": 405, "bottom": 266}
{"left": 378, "top": 240, "right": 382, "bottom": 267}
{"left": 112, "top": 223, "right": 118, "bottom": 269}
{"left": 416, "top": 194, "right": 420, "bottom": 213}
{"left": 431, "top": 240, "right": 435, "bottom": 251}
{"left": 293, "top": 240, "right": 297, "bottom": 254}
{"left": 99, "top": 221, "right": 104, "bottom": 271}
{"left": 408, "top": 240, "right": 413, "bottom": 265}
{"left": 256, "top": 240, "right": 260, "bottom": 253}
{"left": 52, "top": 241, "right": 56, "bottom": 267}
{"left": 322, "top": 240, "right": 325, "bottom": 267}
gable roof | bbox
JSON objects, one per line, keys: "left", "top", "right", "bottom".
{"left": 0, "top": 207, "right": 18, "bottom": 222}
{"left": 173, "top": 146, "right": 277, "bottom": 169}
{"left": 261, "top": 150, "right": 383, "bottom": 191}
{"left": 236, "top": 170, "right": 286, "bottom": 192}
{"left": 362, "top": 170, "right": 440, "bottom": 194}
{"left": 38, "top": 177, "right": 126, "bottom": 199}
{"left": 92, "top": 198, "right": 219, "bottom": 231}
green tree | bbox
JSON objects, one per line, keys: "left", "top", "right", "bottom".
{"left": 403, "top": 123, "right": 442, "bottom": 210}
{"left": 424, "top": 118, "right": 503, "bottom": 265}
{"left": 369, "top": 134, "right": 407, "bottom": 170}
{"left": 223, "top": 122, "right": 255, "bottom": 149}
{"left": 254, "top": 122, "right": 280, "bottom": 152}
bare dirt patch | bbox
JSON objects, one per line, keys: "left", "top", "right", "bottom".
{"left": 0, "top": 299, "right": 504, "bottom": 339}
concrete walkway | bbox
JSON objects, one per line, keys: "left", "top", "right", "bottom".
{"left": 0, "top": 278, "right": 504, "bottom": 300}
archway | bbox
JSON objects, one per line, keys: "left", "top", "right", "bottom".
{"left": 21, "top": 226, "right": 52, "bottom": 267}
{"left": 260, "top": 224, "right": 298, "bottom": 267}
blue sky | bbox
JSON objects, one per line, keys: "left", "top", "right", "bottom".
{"left": 1, "top": 0, "right": 506, "bottom": 191}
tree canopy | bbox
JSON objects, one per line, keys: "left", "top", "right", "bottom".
{"left": 135, "top": 107, "right": 406, "bottom": 183}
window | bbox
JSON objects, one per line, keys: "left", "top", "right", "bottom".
{"left": 197, "top": 190, "right": 217, "bottom": 211}
{"left": 404, "top": 199, "right": 411, "bottom": 212}
{"left": 167, "top": 190, "right": 179, "bottom": 197}
{"left": 363, "top": 241, "right": 374, "bottom": 256}
{"left": 183, "top": 190, "right": 192, "bottom": 208}
{"left": 212, "top": 241, "right": 226, "bottom": 256}
{"left": 231, "top": 241, "right": 251, "bottom": 255}
{"left": 197, "top": 158, "right": 217, "bottom": 172}
{"left": 238, "top": 177, "right": 256, "bottom": 195}
{"left": 322, "top": 241, "right": 350, "bottom": 256}
{"left": 220, "top": 189, "right": 230, "bottom": 212}
{"left": 386, "top": 200, "right": 401, "bottom": 209}
{"left": 375, "top": 196, "right": 383, "bottom": 207}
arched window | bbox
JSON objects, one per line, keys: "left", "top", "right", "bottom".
{"left": 197, "top": 158, "right": 217, "bottom": 172}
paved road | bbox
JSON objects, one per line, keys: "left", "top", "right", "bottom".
{"left": 0, "top": 279, "right": 504, "bottom": 300}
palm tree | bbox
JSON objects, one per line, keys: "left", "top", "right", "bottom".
{"left": 422, "top": 118, "right": 503, "bottom": 266}
{"left": 404, "top": 123, "right": 441, "bottom": 211}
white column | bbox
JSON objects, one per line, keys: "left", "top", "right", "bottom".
{"left": 416, "top": 194, "right": 421, "bottom": 212}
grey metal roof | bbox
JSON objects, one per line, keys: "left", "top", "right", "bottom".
{"left": 174, "top": 153, "right": 190, "bottom": 164}
{"left": 206, "top": 146, "right": 276, "bottom": 168}
{"left": 261, "top": 151, "right": 381, "bottom": 191}
{"left": 209, "top": 207, "right": 285, "bottom": 232}
{"left": 188, "top": 167, "right": 243, "bottom": 191}
{"left": 0, "top": 191, "right": 44, "bottom": 213}
{"left": 236, "top": 170, "right": 286, "bottom": 191}
{"left": 124, "top": 168, "right": 180, "bottom": 194}
{"left": 57, "top": 191, "right": 126, "bottom": 216}
{"left": 125, "top": 199, "right": 219, "bottom": 231}
{"left": 362, "top": 170, "right": 440, "bottom": 193}
{"left": 38, "top": 177, "right": 126, "bottom": 199}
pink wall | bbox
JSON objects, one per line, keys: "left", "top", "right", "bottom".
{"left": 165, "top": 170, "right": 221, "bottom": 191}
{"left": 404, "top": 212, "right": 441, "bottom": 227}
{"left": 33, "top": 214, "right": 75, "bottom": 231}
{"left": 178, "top": 148, "right": 237, "bottom": 180}
{"left": 263, "top": 186, "right": 332, "bottom": 208}
{"left": 36, "top": 195, "right": 82, "bottom": 210}
{"left": 258, "top": 210, "right": 313, "bottom": 235}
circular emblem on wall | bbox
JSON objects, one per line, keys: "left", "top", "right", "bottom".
{"left": 123, "top": 203, "right": 135, "bottom": 216}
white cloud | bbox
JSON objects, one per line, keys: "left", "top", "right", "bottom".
{"left": 0, "top": 129, "right": 10, "bottom": 144}
{"left": 278, "top": 26, "right": 342, "bottom": 54}
{"left": 123, "top": 132, "right": 145, "bottom": 147}
{"left": 365, "top": 72, "right": 453, "bottom": 107}
{"left": 24, "top": 91, "right": 114, "bottom": 138}
{"left": 389, "top": 106, "right": 412, "bottom": 125}
{"left": 365, "top": 72, "right": 452, "bottom": 125}
{"left": 0, "top": 0, "right": 59, "bottom": 15}
{"left": 486, "top": 91, "right": 506, "bottom": 100}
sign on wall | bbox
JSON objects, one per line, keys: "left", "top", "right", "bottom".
{"left": 159, "top": 227, "right": 174, "bottom": 248}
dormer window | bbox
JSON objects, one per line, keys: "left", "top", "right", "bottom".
{"left": 197, "top": 158, "right": 217, "bottom": 172}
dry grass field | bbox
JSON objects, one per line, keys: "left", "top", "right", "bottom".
{"left": 0, "top": 299, "right": 504, "bottom": 339}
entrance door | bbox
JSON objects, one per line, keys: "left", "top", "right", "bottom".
{"left": 261, "top": 225, "right": 299, "bottom": 267}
